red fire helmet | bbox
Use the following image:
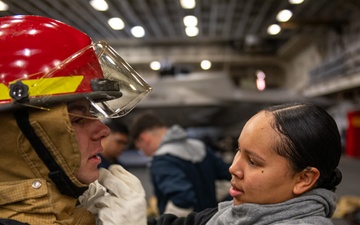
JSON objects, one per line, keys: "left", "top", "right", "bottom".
{"left": 0, "top": 15, "right": 151, "bottom": 117}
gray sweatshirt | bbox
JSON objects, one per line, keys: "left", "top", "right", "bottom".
{"left": 206, "top": 188, "right": 337, "bottom": 225}
{"left": 155, "top": 125, "right": 206, "bottom": 163}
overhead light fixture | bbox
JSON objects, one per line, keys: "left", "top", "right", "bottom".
{"left": 0, "top": 1, "right": 9, "bottom": 11}
{"left": 276, "top": 9, "right": 293, "bottom": 22}
{"left": 108, "top": 17, "right": 125, "bottom": 30}
{"left": 180, "top": 0, "right": 196, "bottom": 9}
{"left": 289, "top": 0, "right": 304, "bottom": 4}
{"left": 267, "top": 24, "right": 281, "bottom": 35}
{"left": 90, "top": 0, "right": 108, "bottom": 11}
{"left": 131, "top": 26, "right": 145, "bottom": 38}
{"left": 200, "top": 60, "right": 211, "bottom": 70}
{"left": 245, "top": 34, "right": 260, "bottom": 46}
{"left": 183, "top": 15, "right": 198, "bottom": 27}
{"left": 256, "top": 79, "right": 266, "bottom": 91}
{"left": 185, "top": 26, "right": 198, "bottom": 37}
{"left": 150, "top": 61, "right": 161, "bottom": 71}
{"left": 256, "top": 70, "right": 266, "bottom": 80}
{"left": 256, "top": 70, "right": 266, "bottom": 91}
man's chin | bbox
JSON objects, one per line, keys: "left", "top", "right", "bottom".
{"left": 75, "top": 169, "right": 99, "bottom": 185}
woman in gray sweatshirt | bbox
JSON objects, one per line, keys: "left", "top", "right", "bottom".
{"left": 148, "top": 102, "right": 342, "bottom": 225}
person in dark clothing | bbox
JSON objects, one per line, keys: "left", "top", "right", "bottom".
{"left": 147, "top": 102, "right": 343, "bottom": 225}
{"left": 98, "top": 119, "right": 129, "bottom": 169}
{"left": 130, "top": 111, "right": 231, "bottom": 217}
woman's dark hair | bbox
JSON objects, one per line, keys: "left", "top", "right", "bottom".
{"left": 264, "top": 102, "right": 342, "bottom": 191}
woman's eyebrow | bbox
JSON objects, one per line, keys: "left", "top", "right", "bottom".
{"left": 244, "top": 149, "right": 266, "bottom": 162}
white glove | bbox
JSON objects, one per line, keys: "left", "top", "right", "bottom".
{"left": 96, "top": 165, "right": 147, "bottom": 225}
{"left": 78, "top": 180, "right": 109, "bottom": 215}
{"left": 78, "top": 165, "right": 147, "bottom": 225}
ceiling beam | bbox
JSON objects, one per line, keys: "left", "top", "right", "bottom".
{"left": 134, "top": 0, "right": 164, "bottom": 38}
{"left": 222, "top": 0, "right": 237, "bottom": 38}
{"left": 153, "top": 0, "right": 179, "bottom": 37}
{"left": 233, "top": 0, "right": 254, "bottom": 38}
{"left": 115, "top": 45, "right": 284, "bottom": 67}
{"left": 248, "top": 0, "right": 272, "bottom": 34}
{"left": 209, "top": 0, "right": 219, "bottom": 37}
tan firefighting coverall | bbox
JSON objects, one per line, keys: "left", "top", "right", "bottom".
{"left": 0, "top": 103, "right": 95, "bottom": 224}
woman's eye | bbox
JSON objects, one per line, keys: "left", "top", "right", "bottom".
{"left": 249, "top": 158, "right": 256, "bottom": 166}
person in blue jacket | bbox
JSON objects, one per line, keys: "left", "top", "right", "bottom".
{"left": 130, "top": 111, "right": 232, "bottom": 217}
{"left": 146, "top": 102, "right": 343, "bottom": 225}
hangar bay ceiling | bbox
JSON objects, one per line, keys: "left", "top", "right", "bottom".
{"left": 1, "top": 0, "right": 359, "bottom": 131}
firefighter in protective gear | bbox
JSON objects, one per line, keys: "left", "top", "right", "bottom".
{"left": 0, "top": 15, "right": 151, "bottom": 224}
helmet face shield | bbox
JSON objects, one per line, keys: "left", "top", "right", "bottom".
{"left": 2, "top": 41, "right": 152, "bottom": 118}
{"left": 88, "top": 41, "right": 152, "bottom": 118}
{"left": 91, "top": 42, "right": 152, "bottom": 117}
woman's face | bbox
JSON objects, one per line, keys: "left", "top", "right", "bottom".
{"left": 229, "top": 111, "right": 299, "bottom": 205}
{"left": 68, "top": 100, "right": 110, "bottom": 184}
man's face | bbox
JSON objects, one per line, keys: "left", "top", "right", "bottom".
{"left": 67, "top": 100, "right": 110, "bottom": 184}
{"left": 101, "top": 132, "right": 128, "bottom": 158}
{"left": 134, "top": 130, "right": 159, "bottom": 156}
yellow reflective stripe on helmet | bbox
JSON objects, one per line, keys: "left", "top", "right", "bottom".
{"left": 21, "top": 76, "right": 84, "bottom": 96}
{"left": 0, "top": 75, "right": 84, "bottom": 101}
{"left": 0, "top": 84, "right": 9, "bottom": 100}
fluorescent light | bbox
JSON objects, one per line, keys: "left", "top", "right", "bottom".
{"left": 289, "top": 0, "right": 304, "bottom": 4}
{"left": 183, "top": 15, "right": 198, "bottom": 27}
{"left": 276, "top": 9, "right": 293, "bottom": 22}
{"left": 256, "top": 70, "right": 266, "bottom": 79}
{"left": 256, "top": 70, "right": 266, "bottom": 91}
{"left": 150, "top": 61, "right": 161, "bottom": 71}
{"left": 0, "top": 1, "right": 9, "bottom": 11}
{"left": 90, "top": 0, "right": 108, "bottom": 11}
{"left": 131, "top": 26, "right": 145, "bottom": 38}
{"left": 256, "top": 78, "right": 266, "bottom": 91}
{"left": 108, "top": 17, "right": 125, "bottom": 30}
{"left": 180, "top": 0, "right": 196, "bottom": 9}
{"left": 185, "top": 26, "right": 198, "bottom": 37}
{"left": 200, "top": 60, "right": 211, "bottom": 70}
{"left": 267, "top": 24, "right": 281, "bottom": 35}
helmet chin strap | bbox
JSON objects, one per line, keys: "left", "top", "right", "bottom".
{"left": 13, "top": 109, "right": 88, "bottom": 198}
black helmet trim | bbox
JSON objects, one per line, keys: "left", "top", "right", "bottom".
{"left": 0, "top": 91, "right": 123, "bottom": 112}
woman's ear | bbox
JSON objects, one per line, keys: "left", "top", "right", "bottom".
{"left": 293, "top": 167, "right": 320, "bottom": 195}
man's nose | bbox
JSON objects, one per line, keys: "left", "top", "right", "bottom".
{"left": 95, "top": 120, "right": 111, "bottom": 139}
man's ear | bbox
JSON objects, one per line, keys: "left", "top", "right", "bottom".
{"left": 293, "top": 167, "right": 320, "bottom": 195}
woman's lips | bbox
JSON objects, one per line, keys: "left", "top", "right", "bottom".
{"left": 229, "top": 186, "right": 243, "bottom": 197}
